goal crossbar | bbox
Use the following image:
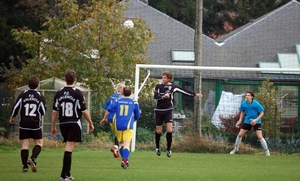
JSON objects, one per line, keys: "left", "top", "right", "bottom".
{"left": 131, "top": 64, "right": 300, "bottom": 151}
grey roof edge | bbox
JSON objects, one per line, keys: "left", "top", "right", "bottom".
{"left": 124, "top": 0, "right": 215, "bottom": 43}
{"left": 215, "top": 0, "right": 300, "bottom": 43}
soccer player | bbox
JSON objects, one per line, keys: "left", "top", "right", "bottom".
{"left": 101, "top": 86, "right": 140, "bottom": 169}
{"left": 230, "top": 91, "right": 270, "bottom": 156}
{"left": 9, "top": 76, "right": 47, "bottom": 172}
{"left": 51, "top": 70, "right": 94, "bottom": 181}
{"left": 154, "top": 71, "right": 202, "bottom": 157}
{"left": 100, "top": 83, "right": 125, "bottom": 158}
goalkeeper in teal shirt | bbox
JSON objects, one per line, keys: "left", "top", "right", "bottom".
{"left": 230, "top": 91, "right": 270, "bottom": 156}
{"left": 101, "top": 86, "right": 141, "bottom": 169}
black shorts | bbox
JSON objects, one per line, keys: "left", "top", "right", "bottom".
{"left": 59, "top": 122, "right": 83, "bottom": 142}
{"left": 241, "top": 123, "right": 262, "bottom": 131}
{"left": 19, "top": 128, "right": 42, "bottom": 140}
{"left": 154, "top": 110, "right": 173, "bottom": 126}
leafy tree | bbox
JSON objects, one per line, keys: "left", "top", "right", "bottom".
{"left": 0, "top": 0, "right": 44, "bottom": 82}
{"left": 4, "top": 0, "right": 153, "bottom": 104}
{"left": 255, "top": 76, "right": 283, "bottom": 138}
{"left": 149, "top": 0, "right": 294, "bottom": 38}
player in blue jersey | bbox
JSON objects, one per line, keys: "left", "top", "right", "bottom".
{"left": 100, "top": 83, "right": 125, "bottom": 158}
{"left": 51, "top": 70, "right": 94, "bottom": 181}
{"left": 9, "top": 76, "right": 47, "bottom": 173}
{"left": 154, "top": 71, "right": 202, "bottom": 157}
{"left": 230, "top": 91, "right": 270, "bottom": 156}
{"left": 101, "top": 86, "right": 140, "bottom": 169}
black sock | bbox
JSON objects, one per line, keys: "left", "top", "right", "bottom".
{"left": 155, "top": 132, "right": 161, "bottom": 148}
{"left": 21, "top": 149, "right": 29, "bottom": 168}
{"left": 61, "top": 151, "right": 72, "bottom": 178}
{"left": 166, "top": 132, "right": 172, "bottom": 150}
{"left": 114, "top": 137, "right": 119, "bottom": 147}
{"left": 31, "top": 145, "right": 41, "bottom": 162}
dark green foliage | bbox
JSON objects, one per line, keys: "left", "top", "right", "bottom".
{"left": 201, "top": 114, "right": 220, "bottom": 135}
{"left": 149, "top": 0, "right": 295, "bottom": 38}
{"left": 0, "top": 117, "right": 10, "bottom": 138}
{"left": 136, "top": 127, "right": 153, "bottom": 143}
{"left": 0, "top": 0, "right": 46, "bottom": 82}
{"left": 255, "top": 76, "right": 282, "bottom": 138}
{"left": 137, "top": 98, "right": 156, "bottom": 132}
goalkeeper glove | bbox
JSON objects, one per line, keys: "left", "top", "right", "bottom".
{"left": 235, "top": 119, "right": 242, "bottom": 128}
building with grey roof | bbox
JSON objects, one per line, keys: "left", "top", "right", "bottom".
{"left": 124, "top": 0, "right": 300, "bottom": 129}
{"left": 124, "top": 0, "right": 300, "bottom": 80}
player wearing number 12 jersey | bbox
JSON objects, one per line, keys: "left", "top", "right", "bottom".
{"left": 10, "top": 76, "right": 47, "bottom": 173}
{"left": 51, "top": 69, "right": 94, "bottom": 181}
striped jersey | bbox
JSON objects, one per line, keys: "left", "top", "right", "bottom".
{"left": 52, "top": 86, "right": 87, "bottom": 124}
{"left": 154, "top": 82, "right": 196, "bottom": 111}
{"left": 104, "top": 93, "right": 123, "bottom": 123}
{"left": 11, "top": 89, "right": 47, "bottom": 130}
{"left": 107, "top": 97, "right": 140, "bottom": 130}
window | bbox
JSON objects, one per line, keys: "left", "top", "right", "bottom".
{"left": 172, "top": 50, "right": 194, "bottom": 62}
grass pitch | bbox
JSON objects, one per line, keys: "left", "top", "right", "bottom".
{"left": 1, "top": 147, "right": 300, "bottom": 181}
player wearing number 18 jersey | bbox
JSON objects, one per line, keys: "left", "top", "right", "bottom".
{"left": 51, "top": 70, "right": 94, "bottom": 181}
{"left": 9, "top": 76, "right": 47, "bottom": 173}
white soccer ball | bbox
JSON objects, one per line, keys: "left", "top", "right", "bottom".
{"left": 123, "top": 20, "right": 134, "bottom": 28}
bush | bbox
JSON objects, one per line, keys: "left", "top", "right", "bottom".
{"left": 219, "top": 113, "right": 240, "bottom": 133}
{"left": 0, "top": 127, "right": 6, "bottom": 137}
{"left": 136, "top": 127, "right": 153, "bottom": 143}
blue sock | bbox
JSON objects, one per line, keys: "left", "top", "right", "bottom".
{"left": 119, "top": 147, "right": 124, "bottom": 157}
{"left": 122, "top": 147, "right": 130, "bottom": 160}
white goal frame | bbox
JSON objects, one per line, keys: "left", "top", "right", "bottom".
{"left": 131, "top": 64, "right": 300, "bottom": 152}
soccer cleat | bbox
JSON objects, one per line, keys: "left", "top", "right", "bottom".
{"left": 166, "top": 150, "right": 172, "bottom": 158}
{"left": 27, "top": 158, "right": 37, "bottom": 172}
{"left": 156, "top": 148, "right": 161, "bottom": 156}
{"left": 111, "top": 147, "right": 119, "bottom": 158}
{"left": 265, "top": 150, "right": 270, "bottom": 156}
{"left": 60, "top": 177, "right": 71, "bottom": 181}
{"left": 230, "top": 149, "right": 237, "bottom": 155}
{"left": 22, "top": 167, "right": 28, "bottom": 172}
{"left": 121, "top": 160, "right": 129, "bottom": 169}
{"left": 67, "top": 175, "right": 74, "bottom": 180}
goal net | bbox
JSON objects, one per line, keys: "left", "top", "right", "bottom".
{"left": 131, "top": 64, "right": 300, "bottom": 152}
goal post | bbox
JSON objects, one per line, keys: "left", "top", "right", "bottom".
{"left": 131, "top": 64, "right": 300, "bottom": 152}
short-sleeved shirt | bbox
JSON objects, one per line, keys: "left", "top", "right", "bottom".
{"left": 11, "top": 89, "right": 47, "bottom": 130}
{"left": 52, "top": 86, "right": 87, "bottom": 123}
{"left": 104, "top": 93, "right": 122, "bottom": 123}
{"left": 240, "top": 100, "right": 264, "bottom": 124}
{"left": 107, "top": 97, "right": 140, "bottom": 131}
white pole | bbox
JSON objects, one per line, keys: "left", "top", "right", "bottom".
{"left": 131, "top": 66, "right": 140, "bottom": 152}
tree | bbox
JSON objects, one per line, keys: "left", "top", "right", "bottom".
{"left": 255, "top": 76, "right": 283, "bottom": 138}
{"left": 0, "top": 0, "right": 46, "bottom": 82}
{"left": 5, "top": 0, "right": 153, "bottom": 104}
{"left": 149, "top": 0, "right": 293, "bottom": 39}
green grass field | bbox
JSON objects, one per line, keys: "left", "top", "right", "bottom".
{"left": 1, "top": 147, "right": 300, "bottom": 181}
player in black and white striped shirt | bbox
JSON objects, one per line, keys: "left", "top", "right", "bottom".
{"left": 51, "top": 69, "right": 94, "bottom": 181}
{"left": 9, "top": 76, "right": 47, "bottom": 173}
{"left": 154, "top": 71, "right": 202, "bottom": 158}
